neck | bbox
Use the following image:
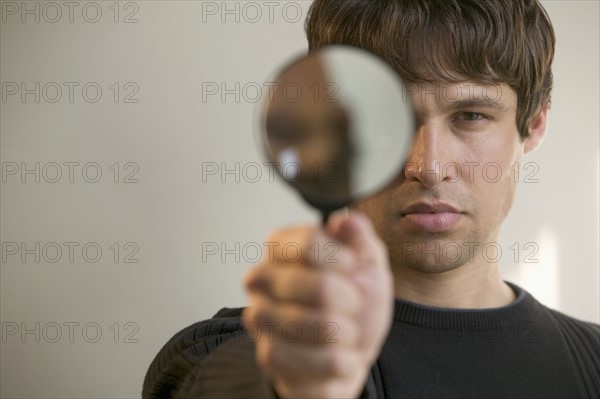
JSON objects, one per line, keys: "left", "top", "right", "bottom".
{"left": 392, "top": 256, "right": 516, "bottom": 309}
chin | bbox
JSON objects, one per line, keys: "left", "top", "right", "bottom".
{"left": 395, "top": 257, "right": 467, "bottom": 274}
{"left": 387, "top": 240, "right": 477, "bottom": 274}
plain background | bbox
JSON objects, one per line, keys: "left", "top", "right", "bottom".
{"left": 1, "top": 1, "right": 598, "bottom": 397}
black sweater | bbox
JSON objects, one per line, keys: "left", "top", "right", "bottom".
{"left": 143, "top": 282, "right": 600, "bottom": 398}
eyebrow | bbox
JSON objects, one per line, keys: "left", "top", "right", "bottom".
{"left": 447, "top": 97, "right": 509, "bottom": 112}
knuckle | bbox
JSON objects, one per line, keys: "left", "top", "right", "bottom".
{"left": 255, "top": 342, "right": 276, "bottom": 371}
{"left": 266, "top": 225, "right": 315, "bottom": 245}
{"left": 265, "top": 226, "right": 318, "bottom": 264}
{"left": 315, "top": 274, "right": 335, "bottom": 305}
{"left": 320, "top": 311, "right": 340, "bottom": 328}
{"left": 264, "top": 231, "right": 283, "bottom": 246}
{"left": 323, "top": 350, "right": 349, "bottom": 376}
{"left": 243, "top": 265, "right": 261, "bottom": 289}
{"left": 241, "top": 307, "right": 255, "bottom": 325}
{"left": 321, "top": 381, "right": 342, "bottom": 398}
{"left": 254, "top": 305, "right": 273, "bottom": 324}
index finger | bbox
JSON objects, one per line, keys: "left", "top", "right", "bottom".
{"left": 263, "top": 227, "right": 357, "bottom": 272}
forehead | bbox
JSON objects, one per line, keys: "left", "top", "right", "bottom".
{"left": 404, "top": 81, "right": 515, "bottom": 111}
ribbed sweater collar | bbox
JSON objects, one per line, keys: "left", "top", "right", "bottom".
{"left": 393, "top": 281, "right": 539, "bottom": 330}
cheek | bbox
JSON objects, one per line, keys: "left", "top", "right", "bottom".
{"left": 354, "top": 193, "right": 384, "bottom": 221}
{"left": 479, "top": 169, "right": 517, "bottom": 221}
{"left": 353, "top": 190, "right": 393, "bottom": 238}
{"left": 471, "top": 136, "right": 524, "bottom": 222}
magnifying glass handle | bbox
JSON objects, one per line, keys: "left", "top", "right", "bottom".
{"left": 319, "top": 202, "right": 349, "bottom": 226}
{"left": 321, "top": 210, "right": 331, "bottom": 225}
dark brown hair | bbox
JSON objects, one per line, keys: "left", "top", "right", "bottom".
{"left": 305, "top": 0, "right": 555, "bottom": 139}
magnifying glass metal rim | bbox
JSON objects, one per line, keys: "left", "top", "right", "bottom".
{"left": 253, "top": 45, "right": 415, "bottom": 223}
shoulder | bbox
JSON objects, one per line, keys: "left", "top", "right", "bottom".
{"left": 540, "top": 305, "right": 600, "bottom": 393}
{"left": 142, "top": 307, "right": 247, "bottom": 399}
{"left": 510, "top": 282, "right": 599, "bottom": 344}
{"left": 543, "top": 306, "right": 600, "bottom": 342}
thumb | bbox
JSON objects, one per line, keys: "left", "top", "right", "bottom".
{"left": 327, "top": 209, "right": 379, "bottom": 252}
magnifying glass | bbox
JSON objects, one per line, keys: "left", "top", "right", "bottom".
{"left": 257, "top": 46, "right": 414, "bottom": 224}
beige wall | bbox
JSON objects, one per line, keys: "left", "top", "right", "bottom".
{"left": 1, "top": 1, "right": 598, "bottom": 397}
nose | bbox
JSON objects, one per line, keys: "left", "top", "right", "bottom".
{"left": 403, "top": 121, "right": 459, "bottom": 188}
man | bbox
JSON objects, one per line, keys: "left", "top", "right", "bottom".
{"left": 143, "top": 1, "right": 600, "bottom": 398}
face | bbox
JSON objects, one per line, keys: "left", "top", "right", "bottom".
{"left": 354, "top": 82, "right": 547, "bottom": 273}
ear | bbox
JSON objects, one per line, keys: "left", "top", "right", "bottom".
{"left": 524, "top": 104, "right": 548, "bottom": 153}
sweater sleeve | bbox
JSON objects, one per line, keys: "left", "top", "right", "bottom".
{"left": 178, "top": 339, "right": 276, "bottom": 398}
{"left": 546, "top": 308, "right": 600, "bottom": 398}
{"left": 180, "top": 339, "right": 378, "bottom": 399}
{"left": 143, "top": 308, "right": 378, "bottom": 399}
{"left": 142, "top": 310, "right": 249, "bottom": 398}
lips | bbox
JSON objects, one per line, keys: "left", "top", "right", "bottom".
{"left": 400, "top": 202, "right": 463, "bottom": 233}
